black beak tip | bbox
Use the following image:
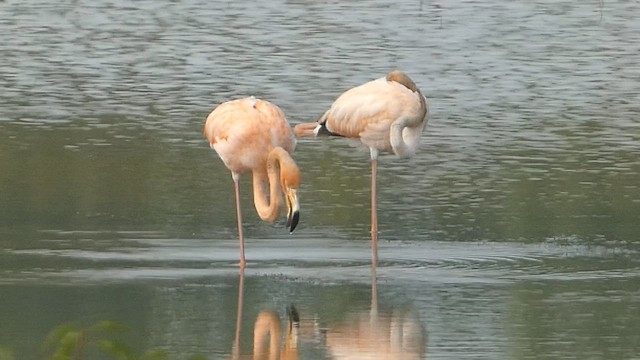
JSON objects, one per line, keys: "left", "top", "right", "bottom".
{"left": 288, "top": 210, "right": 300, "bottom": 233}
{"left": 287, "top": 304, "right": 300, "bottom": 323}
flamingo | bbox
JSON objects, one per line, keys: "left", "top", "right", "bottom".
{"left": 294, "top": 70, "right": 428, "bottom": 264}
{"left": 204, "top": 97, "right": 301, "bottom": 268}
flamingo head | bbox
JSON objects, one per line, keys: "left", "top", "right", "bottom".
{"left": 281, "top": 163, "right": 301, "bottom": 233}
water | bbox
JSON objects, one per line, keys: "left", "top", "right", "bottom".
{"left": 1, "top": 0, "right": 639, "bottom": 359}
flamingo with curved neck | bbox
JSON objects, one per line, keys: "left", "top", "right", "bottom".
{"left": 252, "top": 308, "right": 299, "bottom": 360}
{"left": 204, "top": 97, "right": 301, "bottom": 268}
{"left": 229, "top": 270, "right": 300, "bottom": 360}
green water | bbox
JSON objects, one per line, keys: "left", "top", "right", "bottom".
{"left": 1, "top": 0, "right": 639, "bottom": 359}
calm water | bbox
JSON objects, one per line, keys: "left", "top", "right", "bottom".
{"left": 1, "top": 0, "right": 639, "bottom": 359}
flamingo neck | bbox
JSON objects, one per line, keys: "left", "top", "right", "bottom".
{"left": 252, "top": 147, "right": 293, "bottom": 222}
{"left": 389, "top": 93, "right": 428, "bottom": 159}
{"left": 253, "top": 311, "right": 282, "bottom": 359}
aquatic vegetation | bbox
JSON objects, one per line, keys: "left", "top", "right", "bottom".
{"left": 41, "top": 321, "right": 206, "bottom": 360}
{"left": 0, "top": 346, "right": 15, "bottom": 360}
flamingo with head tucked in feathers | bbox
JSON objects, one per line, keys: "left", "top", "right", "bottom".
{"left": 204, "top": 97, "right": 301, "bottom": 269}
{"left": 294, "top": 70, "right": 428, "bottom": 264}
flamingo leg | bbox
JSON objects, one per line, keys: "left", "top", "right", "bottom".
{"left": 232, "top": 175, "right": 246, "bottom": 268}
{"left": 371, "top": 157, "right": 379, "bottom": 266}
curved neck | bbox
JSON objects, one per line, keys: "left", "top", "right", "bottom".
{"left": 253, "top": 311, "right": 282, "bottom": 360}
{"left": 252, "top": 147, "right": 294, "bottom": 222}
{"left": 389, "top": 91, "right": 428, "bottom": 159}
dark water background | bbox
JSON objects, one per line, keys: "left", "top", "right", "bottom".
{"left": 1, "top": 0, "right": 639, "bottom": 359}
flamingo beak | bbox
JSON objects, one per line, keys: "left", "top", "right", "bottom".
{"left": 286, "top": 189, "right": 300, "bottom": 233}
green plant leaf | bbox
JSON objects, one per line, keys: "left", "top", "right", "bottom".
{"left": 0, "top": 346, "right": 15, "bottom": 360}
{"left": 43, "top": 323, "right": 80, "bottom": 350}
{"left": 53, "top": 331, "right": 83, "bottom": 359}
{"left": 97, "top": 339, "right": 134, "bottom": 360}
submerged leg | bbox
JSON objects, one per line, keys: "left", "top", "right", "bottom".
{"left": 370, "top": 260, "right": 378, "bottom": 319}
{"left": 370, "top": 149, "right": 379, "bottom": 266}
{"left": 231, "top": 268, "right": 245, "bottom": 358}
{"left": 232, "top": 173, "right": 246, "bottom": 268}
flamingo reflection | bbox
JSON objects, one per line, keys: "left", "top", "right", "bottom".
{"left": 323, "top": 264, "right": 427, "bottom": 359}
{"left": 229, "top": 269, "right": 300, "bottom": 360}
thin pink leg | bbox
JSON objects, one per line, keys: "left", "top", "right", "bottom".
{"left": 233, "top": 175, "right": 246, "bottom": 268}
{"left": 371, "top": 158, "right": 378, "bottom": 266}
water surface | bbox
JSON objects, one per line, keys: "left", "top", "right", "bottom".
{"left": 1, "top": 0, "right": 639, "bottom": 359}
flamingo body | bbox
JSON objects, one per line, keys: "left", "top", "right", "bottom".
{"left": 206, "top": 97, "right": 296, "bottom": 175}
{"left": 204, "top": 97, "right": 301, "bottom": 268}
{"left": 320, "top": 72, "right": 427, "bottom": 157}
{"left": 295, "top": 70, "right": 428, "bottom": 159}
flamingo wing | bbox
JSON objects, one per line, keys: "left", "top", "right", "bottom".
{"left": 204, "top": 97, "right": 295, "bottom": 175}
{"left": 254, "top": 98, "right": 297, "bottom": 154}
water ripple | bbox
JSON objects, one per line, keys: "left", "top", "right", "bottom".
{"left": 3, "top": 236, "right": 638, "bottom": 286}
